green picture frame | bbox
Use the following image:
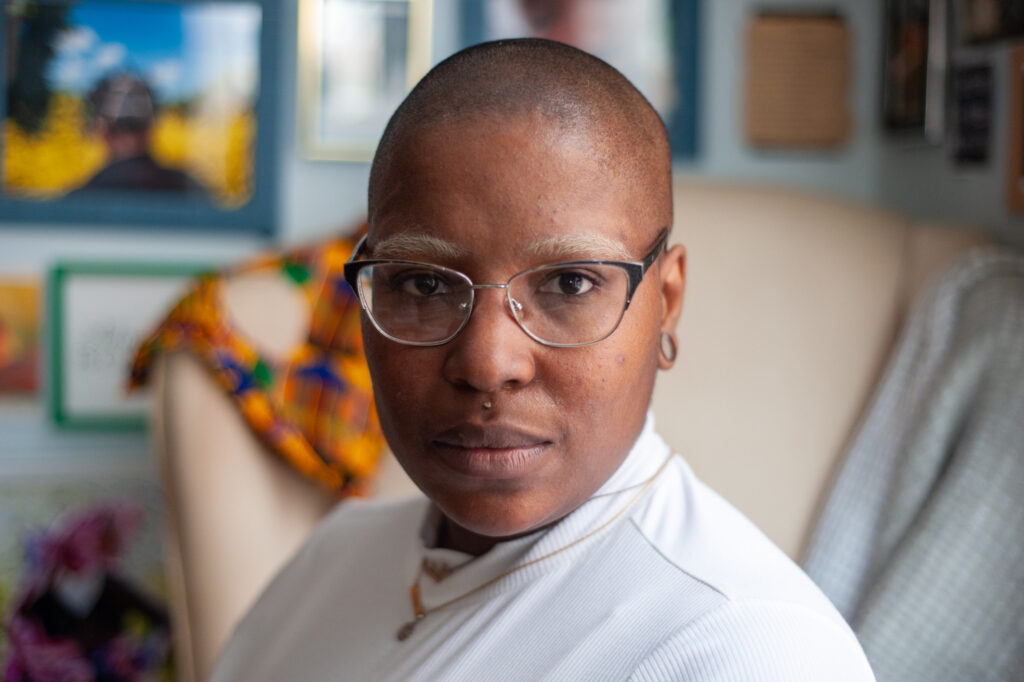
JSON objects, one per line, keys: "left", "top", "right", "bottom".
{"left": 48, "top": 261, "right": 209, "bottom": 430}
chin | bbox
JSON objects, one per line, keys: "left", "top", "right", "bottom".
{"left": 434, "top": 488, "right": 560, "bottom": 540}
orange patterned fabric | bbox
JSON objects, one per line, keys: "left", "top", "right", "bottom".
{"left": 130, "top": 235, "right": 383, "bottom": 495}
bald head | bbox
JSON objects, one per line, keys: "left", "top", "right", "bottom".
{"left": 368, "top": 39, "right": 672, "bottom": 230}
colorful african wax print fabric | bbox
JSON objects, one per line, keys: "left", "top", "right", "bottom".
{"left": 130, "top": 236, "right": 383, "bottom": 495}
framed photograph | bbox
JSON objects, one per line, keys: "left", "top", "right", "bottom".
{"left": 960, "top": 0, "right": 1024, "bottom": 44}
{"left": 0, "top": 279, "right": 41, "bottom": 395}
{"left": 297, "top": 0, "right": 434, "bottom": 162}
{"left": 745, "top": 13, "right": 850, "bottom": 149}
{"left": 1007, "top": 47, "right": 1024, "bottom": 213}
{"left": 953, "top": 62, "right": 992, "bottom": 165}
{"left": 0, "top": 457, "right": 172, "bottom": 678}
{"left": 0, "top": 0, "right": 280, "bottom": 234}
{"left": 881, "top": 0, "right": 947, "bottom": 143}
{"left": 48, "top": 261, "right": 207, "bottom": 429}
{"left": 459, "top": 0, "right": 700, "bottom": 159}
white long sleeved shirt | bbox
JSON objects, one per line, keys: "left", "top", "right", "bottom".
{"left": 212, "top": 416, "right": 875, "bottom": 681}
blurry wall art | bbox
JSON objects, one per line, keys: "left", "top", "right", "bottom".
{"left": 960, "top": 0, "right": 1024, "bottom": 44}
{"left": 1007, "top": 46, "right": 1024, "bottom": 213}
{"left": 0, "top": 464, "right": 172, "bottom": 679}
{"left": 0, "top": 280, "right": 40, "bottom": 395}
{"left": 297, "top": 0, "right": 434, "bottom": 161}
{"left": 48, "top": 262, "right": 208, "bottom": 430}
{"left": 881, "top": 0, "right": 948, "bottom": 143}
{"left": 461, "top": 0, "right": 700, "bottom": 158}
{"left": 1, "top": 0, "right": 279, "bottom": 233}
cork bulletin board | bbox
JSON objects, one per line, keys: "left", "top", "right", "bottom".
{"left": 745, "top": 13, "right": 850, "bottom": 149}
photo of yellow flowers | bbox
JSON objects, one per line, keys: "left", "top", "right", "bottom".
{"left": 2, "top": 0, "right": 276, "bottom": 231}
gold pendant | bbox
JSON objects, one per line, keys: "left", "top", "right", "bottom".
{"left": 396, "top": 620, "right": 418, "bottom": 641}
{"left": 421, "top": 557, "right": 454, "bottom": 583}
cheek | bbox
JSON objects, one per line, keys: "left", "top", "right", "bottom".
{"left": 546, "top": 341, "right": 653, "bottom": 420}
{"left": 363, "top": 333, "right": 437, "bottom": 422}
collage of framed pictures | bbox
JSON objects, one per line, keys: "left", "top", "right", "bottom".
{"left": 48, "top": 262, "right": 208, "bottom": 430}
{"left": 0, "top": 0, "right": 280, "bottom": 234}
{"left": 297, "top": 0, "right": 434, "bottom": 161}
{"left": 459, "top": 0, "right": 700, "bottom": 159}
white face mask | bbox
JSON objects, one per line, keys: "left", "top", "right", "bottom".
{"left": 54, "top": 568, "right": 105, "bottom": 616}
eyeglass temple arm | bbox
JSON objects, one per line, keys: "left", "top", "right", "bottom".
{"left": 643, "top": 230, "right": 669, "bottom": 270}
{"left": 625, "top": 230, "right": 669, "bottom": 297}
{"left": 343, "top": 235, "right": 369, "bottom": 292}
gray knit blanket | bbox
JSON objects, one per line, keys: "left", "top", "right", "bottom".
{"left": 802, "top": 246, "right": 1024, "bottom": 682}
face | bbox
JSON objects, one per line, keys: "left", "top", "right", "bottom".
{"left": 365, "top": 113, "right": 685, "bottom": 551}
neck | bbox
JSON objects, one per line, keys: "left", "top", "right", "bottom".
{"left": 437, "top": 515, "right": 558, "bottom": 556}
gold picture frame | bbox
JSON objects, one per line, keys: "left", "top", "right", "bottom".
{"left": 297, "top": 0, "right": 434, "bottom": 162}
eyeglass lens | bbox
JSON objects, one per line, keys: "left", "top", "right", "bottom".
{"left": 357, "top": 262, "right": 631, "bottom": 346}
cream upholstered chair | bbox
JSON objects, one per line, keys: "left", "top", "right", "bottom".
{"left": 150, "top": 180, "right": 987, "bottom": 681}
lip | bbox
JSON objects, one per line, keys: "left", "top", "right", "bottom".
{"left": 430, "top": 423, "right": 553, "bottom": 479}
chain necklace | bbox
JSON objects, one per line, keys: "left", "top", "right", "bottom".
{"left": 396, "top": 452, "right": 676, "bottom": 641}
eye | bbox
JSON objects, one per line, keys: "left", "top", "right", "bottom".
{"left": 538, "top": 270, "right": 598, "bottom": 296}
{"left": 391, "top": 270, "right": 453, "bottom": 296}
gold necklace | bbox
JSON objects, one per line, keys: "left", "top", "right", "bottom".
{"left": 396, "top": 452, "right": 676, "bottom": 641}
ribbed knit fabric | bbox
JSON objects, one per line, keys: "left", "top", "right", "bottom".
{"left": 212, "top": 416, "right": 874, "bottom": 681}
{"left": 802, "top": 247, "right": 1024, "bottom": 681}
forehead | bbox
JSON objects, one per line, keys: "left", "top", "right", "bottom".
{"left": 368, "top": 114, "right": 664, "bottom": 261}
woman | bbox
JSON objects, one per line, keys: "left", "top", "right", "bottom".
{"left": 211, "top": 39, "right": 874, "bottom": 681}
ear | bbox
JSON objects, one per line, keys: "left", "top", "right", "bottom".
{"left": 657, "top": 243, "right": 686, "bottom": 363}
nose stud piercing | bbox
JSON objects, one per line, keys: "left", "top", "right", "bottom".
{"left": 482, "top": 401, "right": 493, "bottom": 410}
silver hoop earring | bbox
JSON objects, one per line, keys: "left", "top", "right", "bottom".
{"left": 659, "top": 332, "right": 678, "bottom": 365}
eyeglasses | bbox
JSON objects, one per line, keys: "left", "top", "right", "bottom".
{"left": 343, "top": 231, "right": 668, "bottom": 347}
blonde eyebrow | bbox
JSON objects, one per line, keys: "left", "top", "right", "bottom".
{"left": 526, "top": 235, "right": 633, "bottom": 262}
{"left": 368, "top": 233, "right": 633, "bottom": 264}
{"left": 368, "top": 234, "right": 470, "bottom": 261}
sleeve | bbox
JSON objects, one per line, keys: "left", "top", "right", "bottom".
{"left": 628, "top": 600, "right": 876, "bottom": 682}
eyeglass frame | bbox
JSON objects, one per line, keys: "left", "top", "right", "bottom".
{"left": 342, "top": 229, "right": 669, "bottom": 348}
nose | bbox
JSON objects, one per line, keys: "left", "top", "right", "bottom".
{"left": 441, "top": 287, "right": 536, "bottom": 394}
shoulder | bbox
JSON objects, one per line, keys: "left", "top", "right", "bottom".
{"left": 631, "top": 454, "right": 844, "bottom": 614}
{"left": 618, "top": 453, "right": 873, "bottom": 678}
{"left": 629, "top": 599, "right": 875, "bottom": 681}
{"left": 230, "top": 495, "right": 426, "bottom": 627}
{"left": 212, "top": 496, "right": 427, "bottom": 678}
{"left": 211, "top": 495, "right": 427, "bottom": 680}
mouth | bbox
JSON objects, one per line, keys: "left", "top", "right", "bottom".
{"left": 430, "top": 423, "right": 553, "bottom": 479}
